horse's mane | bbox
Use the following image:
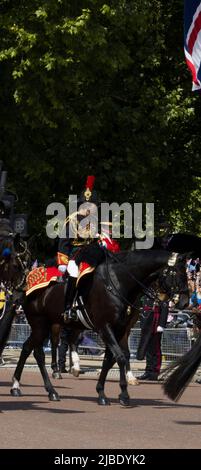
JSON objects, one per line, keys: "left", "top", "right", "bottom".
{"left": 166, "top": 233, "right": 201, "bottom": 257}
{"left": 107, "top": 249, "right": 169, "bottom": 264}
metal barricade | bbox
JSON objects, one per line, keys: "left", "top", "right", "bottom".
{"left": 6, "top": 322, "right": 31, "bottom": 348}
{"left": 5, "top": 323, "right": 194, "bottom": 367}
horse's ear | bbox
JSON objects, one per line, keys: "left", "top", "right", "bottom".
{"left": 177, "top": 252, "right": 194, "bottom": 263}
{"left": 168, "top": 253, "right": 178, "bottom": 266}
{"left": 167, "top": 234, "right": 201, "bottom": 257}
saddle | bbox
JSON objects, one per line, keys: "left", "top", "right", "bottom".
{"left": 26, "top": 266, "right": 61, "bottom": 296}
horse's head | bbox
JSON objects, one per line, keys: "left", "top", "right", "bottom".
{"left": 158, "top": 253, "right": 189, "bottom": 310}
{"left": 0, "top": 234, "right": 31, "bottom": 291}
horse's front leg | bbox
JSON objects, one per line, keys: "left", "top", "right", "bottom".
{"left": 101, "top": 324, "right": 130, "bottom": 407}
{"left": 10, "top": 334, "right": 34, "bottom": 397}
{"left": 96, "top": 347, "right": 115, "bottom": 405}
{"left": 33, "top": 346, "right": 60, "bottom": 401}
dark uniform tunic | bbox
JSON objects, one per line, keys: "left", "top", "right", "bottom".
{"left": 137, "top": 296, "right": 169, "bottom": 375}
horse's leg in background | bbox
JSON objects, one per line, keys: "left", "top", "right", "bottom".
{"left": 61, "top": 329, "right": 82, "bottom": 377}
{"left": 100, "top": 323, "right": 130, "bottom": 406}
{"left": 124, "top": 309, "right": 140, "bottom": 385}
{"left": 51, "top": 323, "right": 62, "bottom": 379}
{"left": 10, "top": 334, "right": 34, "bottom": 397}
{"left": 120, "top": 333, "right": 139, "bottom": 386}
{"left": 126, "top": 363, "right": 139, "bottom": 385}
{"left": 70, "top": 343, "right": 81, "bottom": 377}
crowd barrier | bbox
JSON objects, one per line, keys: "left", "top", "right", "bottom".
{"left": 6, "top": 319, "right": 194, "bottom": 366}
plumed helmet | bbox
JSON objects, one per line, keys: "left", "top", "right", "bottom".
{"left": 78, "top": 175, "right": 99, "bottom": 206}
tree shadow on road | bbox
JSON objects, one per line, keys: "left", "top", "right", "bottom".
{"left": 174, "top": 420, "right": 201, "bottom": 425}
{"left": 0, "top": 399, "right": 86, "bottom": 414}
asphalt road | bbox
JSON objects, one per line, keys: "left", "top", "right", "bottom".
{"left": 0, "top": 368, "right": 201, "bottom": 450}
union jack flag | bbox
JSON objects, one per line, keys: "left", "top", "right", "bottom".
{"left": 184, "top": 0, "right": 201, "bottom": 90}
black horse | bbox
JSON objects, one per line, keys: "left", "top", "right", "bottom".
{"left": 0, "top": 236, "right": 31, "bottom": 355}
{"left": 3, "top": 249, "right": 189, "bottom": 407}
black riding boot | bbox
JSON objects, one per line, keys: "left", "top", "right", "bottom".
{"left": 63, "top": 276, "right": 78, "bottom": 322}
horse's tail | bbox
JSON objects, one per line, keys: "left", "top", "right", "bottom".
{"left": 162, "top": 334, "right": 201, "bottom": 401}
{"left": 0, "top": 303, "right": 15, "bottom": 356}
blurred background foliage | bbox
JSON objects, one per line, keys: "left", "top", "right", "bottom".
{"left": 0, "top": 0, "right": 200, "bottom": 253}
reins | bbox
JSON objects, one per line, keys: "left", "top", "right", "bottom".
{"left": 103, "top": 250, "right": 158, "bottom": 309}
{"left": 103, "top": 249, "right": 184, "bottom": 309}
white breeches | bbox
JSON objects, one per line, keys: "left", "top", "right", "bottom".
{"left": 67, "top": 260, "right": 79, "bottom": 278}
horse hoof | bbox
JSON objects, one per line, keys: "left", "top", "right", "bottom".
{"left": 10, "top": 388, "right": 22, "bottom": 397}
{"left": 98, "top": 397, "right": 111, "bottom": 406}
{"left": 49, "top": 393, "right": 60, "bottom": 401}
{"left": 71, "top": 367, "right": 80, "bottom": 378}
{"left": 127, "top": 378, "right": 140, "bottom": 386}
{"left": 52, "top": 372, "right": 62, "bottom": 379}
{"left": 126, "top": 372, "right": 140, "bottom": 386}
{"left": 119, "top": 396, "right": 130, "bottom": 407}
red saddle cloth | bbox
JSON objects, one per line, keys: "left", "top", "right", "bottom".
{"left": 26, "top": 266, "right": 61, "bottom": 296}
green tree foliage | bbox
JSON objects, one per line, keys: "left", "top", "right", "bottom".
{"left": 0, "top": 0, "right": 200, "bottom": 243}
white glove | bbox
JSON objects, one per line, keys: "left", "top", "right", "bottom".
{"left": 58, "top": 265, "right": 67, "bottom": 273}
{"left": 157, "top": 326, "right": 164, "bottom": 333}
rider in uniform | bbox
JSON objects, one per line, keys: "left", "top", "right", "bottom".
{"left": 57, "top": 175, "right": 120, "bottom": 321}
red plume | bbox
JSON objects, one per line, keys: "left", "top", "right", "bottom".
{"left": 85, "top": 175, "right": 95, "bottom": 190}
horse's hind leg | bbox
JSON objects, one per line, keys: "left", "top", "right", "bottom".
{"left": 120, "top": 335, "right": 139, "bottom": 386}
{"left": 10, "top": 334, "right": 34, "bottom": 397}
{"left": 33, "top": 346, "right": 60, "bottom": 401}
{"left": 126, "top": 361, "right": 139, "bottom": 386}
{"left": 96, "top": 347, "right": 116, "bottom": 405}
{"left": 101, "top": 324, "right": 130, "bottom": 407}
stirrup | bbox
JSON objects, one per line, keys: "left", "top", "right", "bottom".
{"left": 63, "top": 308, "right": 78, "bottom": 322}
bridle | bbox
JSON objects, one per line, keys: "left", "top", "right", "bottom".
{"left": 158, "top": 261, "right": 188, "bottom": 303}
{"left": 0, "top": 240, "right": 31, "bottom": 292}
{"left": 14, "top": 241, "right": 31, "bottom": 291}
{"left": 104, "top": 250, "right": 158, "bottom": 309}
{"left": 103, "top": 250, "right": 187, "bottom": 309}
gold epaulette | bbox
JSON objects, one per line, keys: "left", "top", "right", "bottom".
{"left": 57, "top": 252, "right": 69, "bottom": 265}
